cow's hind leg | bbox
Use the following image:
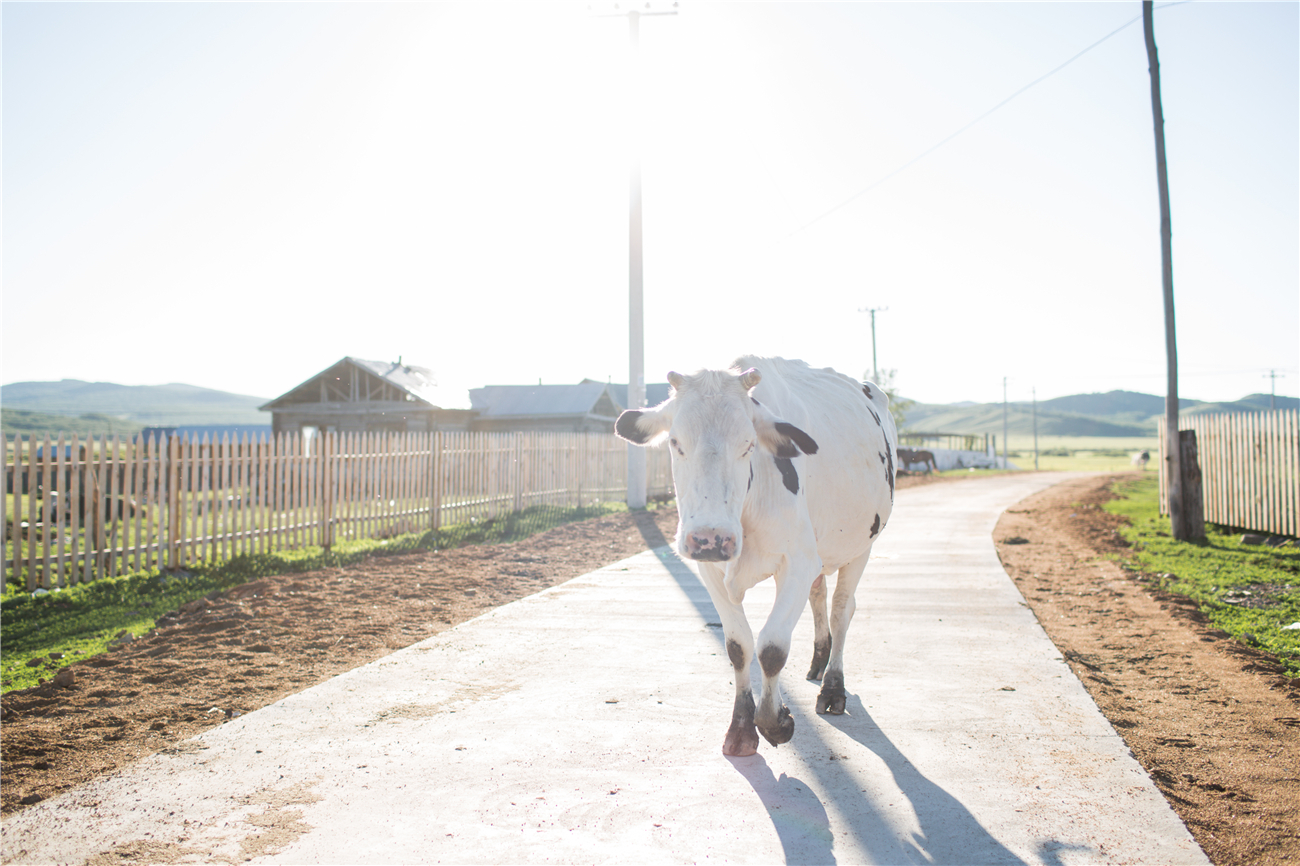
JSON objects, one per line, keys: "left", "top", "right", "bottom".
{"left": 807, "top": 574, "right": 831, "bottom": 680}
{"left": 697, "top": 562, "right": 759, "bottom": 756}
{"left": 754, "top": 550, "right": 820, "bottom": 746}
{"left": 817, "top": 550, "right": 871, "bottom": 715}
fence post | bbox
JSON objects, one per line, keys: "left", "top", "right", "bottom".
{"left": 168, "top": 435, "right": 180, "bottom": 569}
{"left": 513, "top": 432, "right": 524, "bottom": 513}
{"left": 321, "top": 431, "right": 333, "bottom": 551}
{"left": 1180, "top": 429, "right": 1205, "bottom": 542}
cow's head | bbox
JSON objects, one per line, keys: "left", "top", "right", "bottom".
{"left": 615, "top": 366, "right": 817, "bottom": 563}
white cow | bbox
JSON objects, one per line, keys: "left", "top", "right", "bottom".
{"left": 616, "top": 356, "right": 896, "bottom": 756}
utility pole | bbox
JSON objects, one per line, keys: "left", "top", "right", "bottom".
{"left": 1144, "top": 1, "right": 1187, "bottom": 540}
{"left": 1002, "top": 377, "right": 1008, "bottom": 470}
{"left": 1264, "top": 370, "right": 1284, "bottom": 410}
{"left": 1032, "top": 386, "right": 1039, "bottom": 471}
{"left": 858, "top": 306, "right": 888, "bottom": 382}
{"left": 594, "top": 1, "right": 676, "bottom": 509}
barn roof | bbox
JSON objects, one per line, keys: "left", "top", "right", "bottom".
{"left": 469, "top": 382, "right": 621, "bottom": 419}
{"left": 261, "top": 357, "right": 445, "bottom": 410}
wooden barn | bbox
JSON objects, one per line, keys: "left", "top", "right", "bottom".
{"left": 260, "top": 357, "right": 475, "bottom": 435}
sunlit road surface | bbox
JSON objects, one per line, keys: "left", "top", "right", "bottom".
{"left": 2, "top": 472, "right": 1209, "bottom": 865}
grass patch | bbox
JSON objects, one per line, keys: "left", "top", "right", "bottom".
{"left": 1104, "top": 474, "right": 1300, "bottom": 677}
{"left": 2, "top": 500, "right": 648, "bottom": 693}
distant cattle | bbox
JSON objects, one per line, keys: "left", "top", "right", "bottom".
{"left": 1132, "top": 450, "right": 1150, "bottom": 470}
{"left": 617, "top": 356, "right": 896, "bottom": 756}
{"left": 896, "top": 447, "right": 938, "bottom": 474}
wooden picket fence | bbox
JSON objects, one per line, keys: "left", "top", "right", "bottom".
{"left": 3, "top": 430, "right": 673, "bottom": 591}
{"left": 1158, "top": 409, "right": 1299, "bottom": 536}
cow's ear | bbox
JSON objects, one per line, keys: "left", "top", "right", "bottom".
{"left": 750, "top": 400, "right": 818, "bottom": 457}
{"left": 616, "top": 405, "right": 672, "bottom": 446}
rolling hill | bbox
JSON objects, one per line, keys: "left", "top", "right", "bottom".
{"left": 899, "top": 390, "right": 1297, "bottom": 437}
{"left": 1, "top": 380, "right": 270, "bottom": 427}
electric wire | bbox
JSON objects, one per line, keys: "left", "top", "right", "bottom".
{"left": 788, "top": 1, "right": 1193, "bottom": 238}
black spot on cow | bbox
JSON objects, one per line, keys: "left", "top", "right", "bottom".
{"left": 758, "top": 644, "right": 788, "bottom": 678}
{"left": 747, "top": 462, "right": 754, "bottom": 492}
{"left": 727, "top": 638, "right": 746, "bottom": 670}
{"left": 885, "top": 444, "right": 895, "bottom": 500}
{"left": 863, "top": 384, "right": 873, "bottom": 400}
{"left": 870, "top": 513, "right": 881, "bottom": 537}
{"left": 751, "top": 397, "right": 761, "bottom": 406}
{"left": 774, "top": 421, "right": 819, "bottom": 455}
{"left": 878, "top": 445, "right": 895, "bottom": 501}
{"left": 774, "top": 456, "right": 799, "bottom": 495}
{"left": 866, "top": 405, "right": 882, "bottom": 427}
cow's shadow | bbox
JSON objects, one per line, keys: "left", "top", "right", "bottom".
{"left": 815, "top": 692, "right": 1084, "bottom": 866}
{"left": 726, "top": 755, "right": 836, "bottom": 865}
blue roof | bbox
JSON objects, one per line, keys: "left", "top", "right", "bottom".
{"left": 469, "top": 383, "right": 620, "bottom": 418}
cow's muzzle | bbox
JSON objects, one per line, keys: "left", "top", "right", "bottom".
{"left": 685, "top": 530, "right": 737, "bottom": 562}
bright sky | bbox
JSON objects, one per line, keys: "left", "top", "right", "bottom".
{"left": 3, "top": 1, "right": 1297, "bottom": 409}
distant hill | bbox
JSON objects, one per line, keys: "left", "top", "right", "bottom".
{"left": 1, "top": 408, "right": 144, "bottom": 439}
{"left": 900, "top": 390, "right": 1297, "bottom": 437}
{"left": 0, "top": 380, "right": 270, "bottom": 426}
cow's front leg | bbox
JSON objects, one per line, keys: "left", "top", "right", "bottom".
{"left": 817, "top": 550, "right": 871, "bottom": 715}
{"left": 754, "top": 550, "right": 820, "bottom": 746}
{"left": 697, "top": 562, "right": 759, "bottom": 756}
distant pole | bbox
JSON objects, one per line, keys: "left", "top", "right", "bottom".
{"left": 1144, "top": 1, "right": 1186, "bottom": 539}
{"left": 1032, "top": 386, "right": 1039, "bottom": 471}
{"left": 998, "top": 377, "right": 1008, "bottom": 468}
{"left": 1264, "top": 370, "right": 1284, "bottom": 409}
{"left": 858, "top": 306, "right": 888, "bottom": 382}
{"left": 626, "top": 10, "right": 646, "bottom": 509}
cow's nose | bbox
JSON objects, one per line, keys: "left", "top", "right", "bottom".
{"left": 686, "top": 530, "right": 736, "bottom": 562}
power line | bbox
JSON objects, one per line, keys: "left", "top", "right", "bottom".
{"left": 789, "top": 2, "right": 1193, "bottom": 238}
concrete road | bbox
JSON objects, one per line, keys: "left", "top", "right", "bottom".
{"left": 2, "top": 473, "right": 1209, "bottom": 865}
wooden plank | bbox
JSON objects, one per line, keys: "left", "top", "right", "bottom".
{"left": 130, "top": 433, "right": 143, "bottom": 573}
{"left": 25, "top": 436, "right": 38, "bottom": 590}
{"left": 3, "top": 436, "right": 12, "bottom": 587}
{"left": 69, "top": 436, "right": 83, "bottom": 583}
{"left": 261, "top": 433, "right": 271, "bottom": 554}
{"left": 54, "top": 433, "right": 68, "bottom": 586}
{"left": 39, "top": 434, "right": 53, "bottom": 589}
{"left": 1289, "top": 410, "right": 1299, "bottom": 535}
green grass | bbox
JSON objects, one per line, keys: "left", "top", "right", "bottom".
{"left": 1, "top": 500, "right": 650, "bottom": 693}
{"left": 1103, "top": 474, "right": 1300, "bottom": 677}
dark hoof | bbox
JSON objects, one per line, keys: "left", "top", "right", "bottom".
{"left": 724, "top": 720, "right": 760, "bottom": 756}
{"left": 816, "top": 670, "right": 846, "bottom": 715}
{"left": 807, "top": 639, "right": 831, "bottom": 681}
{"left": 725, "top": 689, "right": 759, "bottom": 756}
{"left": 758, "top": 704, "right": 795, "bottom": 746}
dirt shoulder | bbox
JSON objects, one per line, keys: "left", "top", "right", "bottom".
{"left": 995, "top": 473, "right": 1300, "bottom": 866}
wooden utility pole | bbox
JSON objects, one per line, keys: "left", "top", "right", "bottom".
{"left": 1032, "top": 386, "right": 1039, "bottom": 471}
{"left": 1144, "top": 1, "right": 1189, "bottom": 540}
{"left": 596, "top": 1, "right": 676, "bottom": 509}
{"left": 1002, "top": 376, "right": 1008, "bottom": 469}
{"left": 858, "top": 306, "right": 888, "bottom": 382}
